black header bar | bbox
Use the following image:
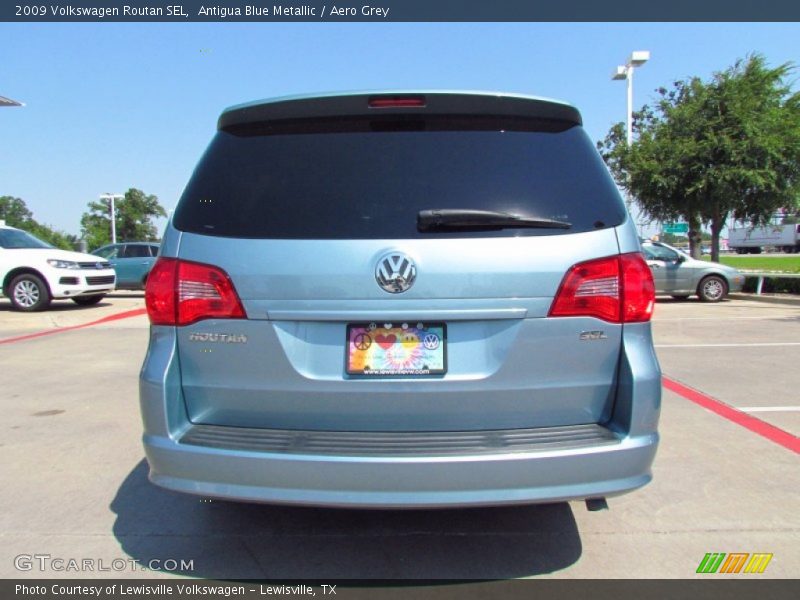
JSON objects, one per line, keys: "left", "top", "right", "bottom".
{"left": 3, "top": 0, "right": 800, "bottom": 22}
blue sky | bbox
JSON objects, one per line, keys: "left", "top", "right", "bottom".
{"left": 1, "top": 22, "right": 799, "bottom": 236}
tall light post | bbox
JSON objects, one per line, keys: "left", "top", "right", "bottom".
{"left": 612, "top": 50, "right": 650, "bottom": 146}
{"left": 99, "top": 193, "right": 124, "bottom": 244}
{"left": 612, "top": 50, "right": 650, "bottom": 236}
{"left": 0, "top": 96, "right": 25, "bottom": 107}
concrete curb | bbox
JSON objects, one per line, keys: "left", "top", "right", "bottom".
{"left": 728, "top": 292, "right": 800, "bottom": 307}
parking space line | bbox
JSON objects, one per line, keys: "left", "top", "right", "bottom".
{"left": 662, "top": 376, "right": 800, "bottom": 454}
{"left": 657, "top": 316, "right": 793, "bottom": 321}
{"left": 739, "top": 406, "right": 800, "bottom": 412}
{"left": 656, "top": 342, "right": 800, "bottom": 348}
{"left": 0, "top": 308, "right": 147, "bottom": 345}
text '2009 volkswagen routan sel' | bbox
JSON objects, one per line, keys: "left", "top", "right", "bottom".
{"left": 140, "top": 91, "right": 660, "bottom": 508}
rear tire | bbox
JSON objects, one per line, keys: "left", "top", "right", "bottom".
{"left": 698, "top": 275, "right": 728, "bottom": 303}
{"left": 71, "top": 294, "right": 105, "bottom": 306}
{"left": 9, "top": 273, "right": 51, "bottom": 312}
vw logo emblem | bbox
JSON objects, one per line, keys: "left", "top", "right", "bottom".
{"left": 422, "top": 333, "right": 440, "bottom": 350}
{"left": 375, "top": 252, "right": 417, "bottom": 294}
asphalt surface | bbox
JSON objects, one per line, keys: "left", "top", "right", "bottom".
{"left": 0, "top": 292, "right": 797, "bottom": 579}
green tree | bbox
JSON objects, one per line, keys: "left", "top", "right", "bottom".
{"left": 598, "top": 55, "right": 800, "bottom": 261}
{"left": 0, "top": 195, "right": 76, "bottom": 250}
{"left": 0, "top": 195, "right": 34, "bottom": 225}
{"left": 80, "top": 188, "right": 167, "bottom": 250}
{"left": 26, "top": 222, "right": 78, "bottom": 250}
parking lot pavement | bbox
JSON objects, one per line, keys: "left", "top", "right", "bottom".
{"left": 652, "top": 297, "right": 800, "bottom": 436}
{"left": 0, "top": 295, "right": 797, "bottom": 579}
{"left": 0, "top": 292, "right": 147, "bottom": 340}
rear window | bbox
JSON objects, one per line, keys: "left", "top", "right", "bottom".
{"left": 173, "top": 118, "right": 625, "bottom": 239}
{"left": 122, "top": 244, "right": 152, "bottom": 258}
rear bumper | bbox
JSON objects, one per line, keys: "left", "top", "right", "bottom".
{"left": 143, "top": 427, "right": 657, "bottom": 508}
{"left": 140, "top": 319, "right": 661, "bottom": 508}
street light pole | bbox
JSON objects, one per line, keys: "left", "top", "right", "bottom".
{"left": 0, "top": 96, "right": 25, "bottom": 107}
{"left": 612, "top": 50, "right": 650, "bottom": 236}
{"left": 612, "top": 50, "right": 650, "bottom": 146}
{"left": 626, "top": 62, "right": 634, "bottom": 146}
{"left": 99, "top": 193, "right": 124, "bottom": 244}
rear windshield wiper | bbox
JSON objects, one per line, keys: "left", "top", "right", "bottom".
{"left": 418, "top": 209, "right": 571, "bottom": 232}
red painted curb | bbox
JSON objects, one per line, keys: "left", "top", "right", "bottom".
{"left": 663, "top": 376, "right": 799, "bottom": 454}
{"left": 0, "top": 308, "right": 147, "bottom": 345}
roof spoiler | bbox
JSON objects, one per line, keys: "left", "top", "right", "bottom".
{"left": 218, "top": 91, "right": 582, "bottom": 130}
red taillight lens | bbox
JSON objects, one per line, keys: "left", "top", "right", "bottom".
{"left": 549, "top": 253, "right": 654, "bottom": 323}
{"left": 145, "top": 258, "right": 178, "bottom": 325}
{"left": 549, "top": 256, "right": 621, "bottom": 322}
{"left": 145, "top": 258, "right": 245, "bottom": 326}
{"left": 368, "top": 95, "right": 426, "bottom": 108}
{"left": 620, "top": 253, "right": 655, "bottom": 322}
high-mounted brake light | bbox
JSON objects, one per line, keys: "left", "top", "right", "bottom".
{"left": 549, "top": 253, "right": 654, "bottom": 323}
{"left": 145, "top": 258, "right": 245, "bottom": 326}
{"left": 368, "top": 96, "right": 426, "bottom": 108}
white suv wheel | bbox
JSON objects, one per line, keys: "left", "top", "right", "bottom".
{"left": 9, "top": 274, "right": 51, "bottom": 312}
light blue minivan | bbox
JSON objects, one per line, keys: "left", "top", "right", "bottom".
{"left": 139, "top": 91, "right": 661, "bottom": 508}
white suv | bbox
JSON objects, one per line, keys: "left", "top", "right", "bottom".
{"left": 0, "top": 222, "right": 117, "bottom": 311}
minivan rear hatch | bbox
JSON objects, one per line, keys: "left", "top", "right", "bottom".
{"left": 169, "top": 92, "right": 629, "bottom": 432}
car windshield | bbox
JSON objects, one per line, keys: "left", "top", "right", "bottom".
{"left": 0, "top": 228, "right": 52, "bottom": 249}
{"left": 92, "top": 246, "right": 119, "bottom": 259}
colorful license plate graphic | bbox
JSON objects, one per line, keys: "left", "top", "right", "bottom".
{"left": 346, "top": 322, "right": 447, "bottom": 376}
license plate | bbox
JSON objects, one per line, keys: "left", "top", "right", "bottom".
{"left": 346, "top": 322, "right": 447, "bottom": 377}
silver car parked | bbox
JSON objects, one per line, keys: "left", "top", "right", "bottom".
{"left": 642, "top": 240, "right": 744, "bottom": 302}
{"left": 139, "top": 91, "right": 661, "bottom": 508}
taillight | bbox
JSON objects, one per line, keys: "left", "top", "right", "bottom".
{"left": 145, "top": 258, "right": 178, "bottom": 325}
{"left": 145, "top": 258, "right": 245, "bottom": 326}
{"left": 619, "top": 253, "right": 655, "bottom": 322}
{"left": 549, "top": 253, "right": 654, "bottom": 323}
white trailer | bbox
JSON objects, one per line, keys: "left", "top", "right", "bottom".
{"left": 728, "top": 224, "right": 800, "bottom": 254}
